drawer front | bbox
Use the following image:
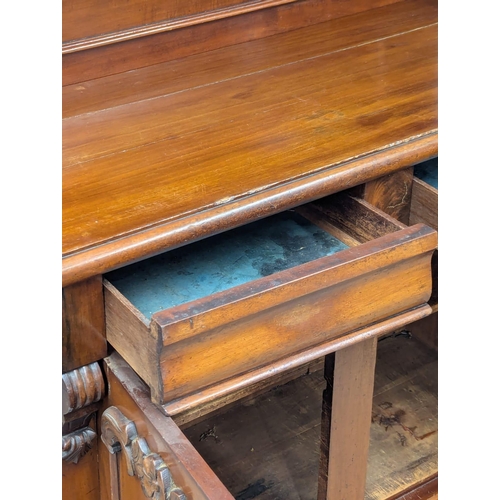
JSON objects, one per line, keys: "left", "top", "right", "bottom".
{"left": 104, "top": 193, "right": 437, "bottom": 405}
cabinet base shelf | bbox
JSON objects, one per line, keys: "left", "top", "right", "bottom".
{"left": 181, "top": 334, "right": 437, "bottom": 499}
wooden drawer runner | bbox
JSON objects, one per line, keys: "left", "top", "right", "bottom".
{"left": 104, "top": 193, "right": 437, "bottom": 406}
{"left": 410, "top": 157, "right": 438, "bottom": 231}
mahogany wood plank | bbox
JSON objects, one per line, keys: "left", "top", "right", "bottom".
{"left": 63, "top": 0, "right": 295, "bottom": 45}
{"left": 62, "top": 275, "right": 107, "bottom": 372}
{"left": 62, "top": 19, "right": 437, "bottom": 285}
{"left": 163, "top": 305, "right": 431, "bottom": 417}
{"left": 63, "top": 135, "right": 436, "bottom": 287}
{"left": 62, "top": 0, "right": 404, "bottom": 85}
{"left": 63, "top": 0, "right": 437, "bottom": 118}
{"left": 63, "top": 27, "right": 437, "bottom": 169}
{"left": 326, "top": 337, "right": 378, "bottom": 499}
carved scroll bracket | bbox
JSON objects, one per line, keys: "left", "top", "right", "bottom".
{"left": 62, "top": 426, "right": 97, "bottom": 463}
{"left": 101, "top": 406, "right": 187, "bottom": 500}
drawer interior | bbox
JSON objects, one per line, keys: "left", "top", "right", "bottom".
{"left": 104, "top": 192, "right": 419, "bottom": 325}
{"left": 179, "top": 334, "right": 438, "bottom": 500}
{"left": 105, "top": 210, "right": 349, "bottom": 320}
{"left": 414, "top": 157, "right": 438, "bottom": 190}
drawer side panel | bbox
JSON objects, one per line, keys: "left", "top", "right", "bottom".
{"left": 104, "top": 281, "right": 162, "bottom": 399}
{"left": 409, "top": 178, "right": 438, "bottom": 231}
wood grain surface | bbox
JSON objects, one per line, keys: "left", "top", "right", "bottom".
{"left": 62, "top": 1, "right": 437, "bottom": 285}
{"left": 62, "top": 0, "right": 403, "bottom": 83}
{"left": 63, "top": 0, "right": 296, "bottom": 45}
{"left": 326, "top": 338, "right": 378, "bottom": 500}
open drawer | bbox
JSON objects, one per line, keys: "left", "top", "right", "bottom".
{"left": 103, "top": 192, "right": 437, "bottom": 408}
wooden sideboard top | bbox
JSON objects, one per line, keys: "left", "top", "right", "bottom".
{"left": 62, "top": 0, "right": 437, "bottom": 286}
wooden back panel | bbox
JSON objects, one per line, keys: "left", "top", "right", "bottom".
{"left": 62, "top": 0, "right": 402, "bottom": 85}
{"left": 63, "top": 0, "right": 295, "bottom": 43}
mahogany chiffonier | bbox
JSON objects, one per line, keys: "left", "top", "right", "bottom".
{"left": 62, "top": 1, "right": 438, "bottom": 499}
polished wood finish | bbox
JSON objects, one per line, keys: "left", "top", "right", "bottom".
{"left": 62, "top": 0, "right": 402, "bottom": 84}
{"left": 163, "top": 306, "right": 431, "bottom": 418}
{"left": 62, "top": 1, "right": 437, "bottom": 286}
{"left": 62, "top": 275, "right": 107, "bottom": 372}
{"left": 101, "top": 354, "right": 233, "bottom": 499}
{"left": 62, "top": 0, "right": 438, "bottom": 496}
{"left": 63, "top": 137, "right": 436, "bottom": 288}
{"left": 101, "top": 406, "right": 188, "bottom": 500}
{"left": 63, "top": 0, "right": 435, "bottom": 117}
{"left": 152, "top": 226, "right": 434, "bottom": 403}
{"left": 63, "top": 0, "right": 297, "bottom": 46}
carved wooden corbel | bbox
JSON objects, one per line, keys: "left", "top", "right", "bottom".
{"left": 101, "top": 406, "right": 187, "bottom": 500}
{"left": 62, "top": 426, "right": 97, "bottom": 463}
